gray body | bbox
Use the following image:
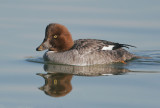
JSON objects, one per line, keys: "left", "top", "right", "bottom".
{"left": 43, "top": 39, "right": 135, "bottom": 66}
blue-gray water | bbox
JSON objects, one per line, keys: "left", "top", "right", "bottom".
{"left": 0, "top": 0, "right": 160, "bottom": 108}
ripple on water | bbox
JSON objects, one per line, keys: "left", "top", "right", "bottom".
{"left": 26, "top": 56, "right": 44, "bottom": 64}
{"left": 128, "top": 50, "right": 160, "bottom": 72}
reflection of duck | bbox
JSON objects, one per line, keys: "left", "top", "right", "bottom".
{"left": 36, "top": 23, "right": 136, "bottom": 66}
{"left": 37, "top": 64, "right": 130, "bottom": 97}
{"left": 43, "top": 64, "right": 130, "bottom": 76}
{"left": 37, "top": 73, "right": 72, "bottom": 97}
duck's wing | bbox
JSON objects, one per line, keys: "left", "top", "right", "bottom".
{"left": 102, "top": 40, "right": 136, "bottom": 50}
{"left": 73, "top": 39, "right": 136, "bottom": 55}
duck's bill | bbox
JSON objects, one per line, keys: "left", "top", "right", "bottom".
{"left": 36, "top": 41, "right": 49, "bottom": 51}
{"left": 36, "top": 45, "right": 45, "bottom": 51}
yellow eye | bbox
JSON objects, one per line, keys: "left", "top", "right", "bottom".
{"left": 53, "top": 35, "right": 57, "bottom": 38}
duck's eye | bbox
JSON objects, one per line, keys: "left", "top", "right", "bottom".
{"left": 53, "top": 35, "right": 58, "bottom": 39}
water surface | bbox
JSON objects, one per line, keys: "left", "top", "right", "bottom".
{"left": 0, "top": 0, "right": 160, "bottom": 108}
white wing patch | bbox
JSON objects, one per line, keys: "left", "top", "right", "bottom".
{"left": 101, "top": 45, "right": 114, "bottom": 50}
{"left": 102, "top": 74, "right": 113, "bottom": 76}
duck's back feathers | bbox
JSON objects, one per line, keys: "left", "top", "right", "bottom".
{"left": 72, "top": 39, "right": 135, "bottom": 54}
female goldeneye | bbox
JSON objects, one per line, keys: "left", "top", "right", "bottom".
{"left": 36, "top": 23, "right": 136, "bottom": 66}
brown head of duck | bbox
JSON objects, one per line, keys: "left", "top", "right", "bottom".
{"left": 36, "top": 23, "right": 74, "bottom": 52}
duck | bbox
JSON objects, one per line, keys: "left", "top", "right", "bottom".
{"left": 36, "top": 23, "right": 136, "bottom": 66}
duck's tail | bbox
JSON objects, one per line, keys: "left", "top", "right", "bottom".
{"left": 119, "top": 44, "right": 137, "bottom": 49}
{"left": 113, "top": 43, "right": 136, "bottom": 50}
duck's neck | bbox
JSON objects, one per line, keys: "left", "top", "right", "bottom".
{"left": 58, "top": 33, "right": 74, "bottom": 52}
{"left": 62, "top": 40, "right": 74, "bottom": 52}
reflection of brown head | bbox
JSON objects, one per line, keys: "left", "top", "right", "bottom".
{"left": 37, "top": 73, "right": 73, "bottom": 97}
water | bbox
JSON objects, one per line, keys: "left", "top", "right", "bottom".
{"left": 0, "top": 0, "right": 160, "bottom": 108}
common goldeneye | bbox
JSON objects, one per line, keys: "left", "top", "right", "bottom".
{"left": 36, "top": 23, "right": 136, "bottom": 66}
